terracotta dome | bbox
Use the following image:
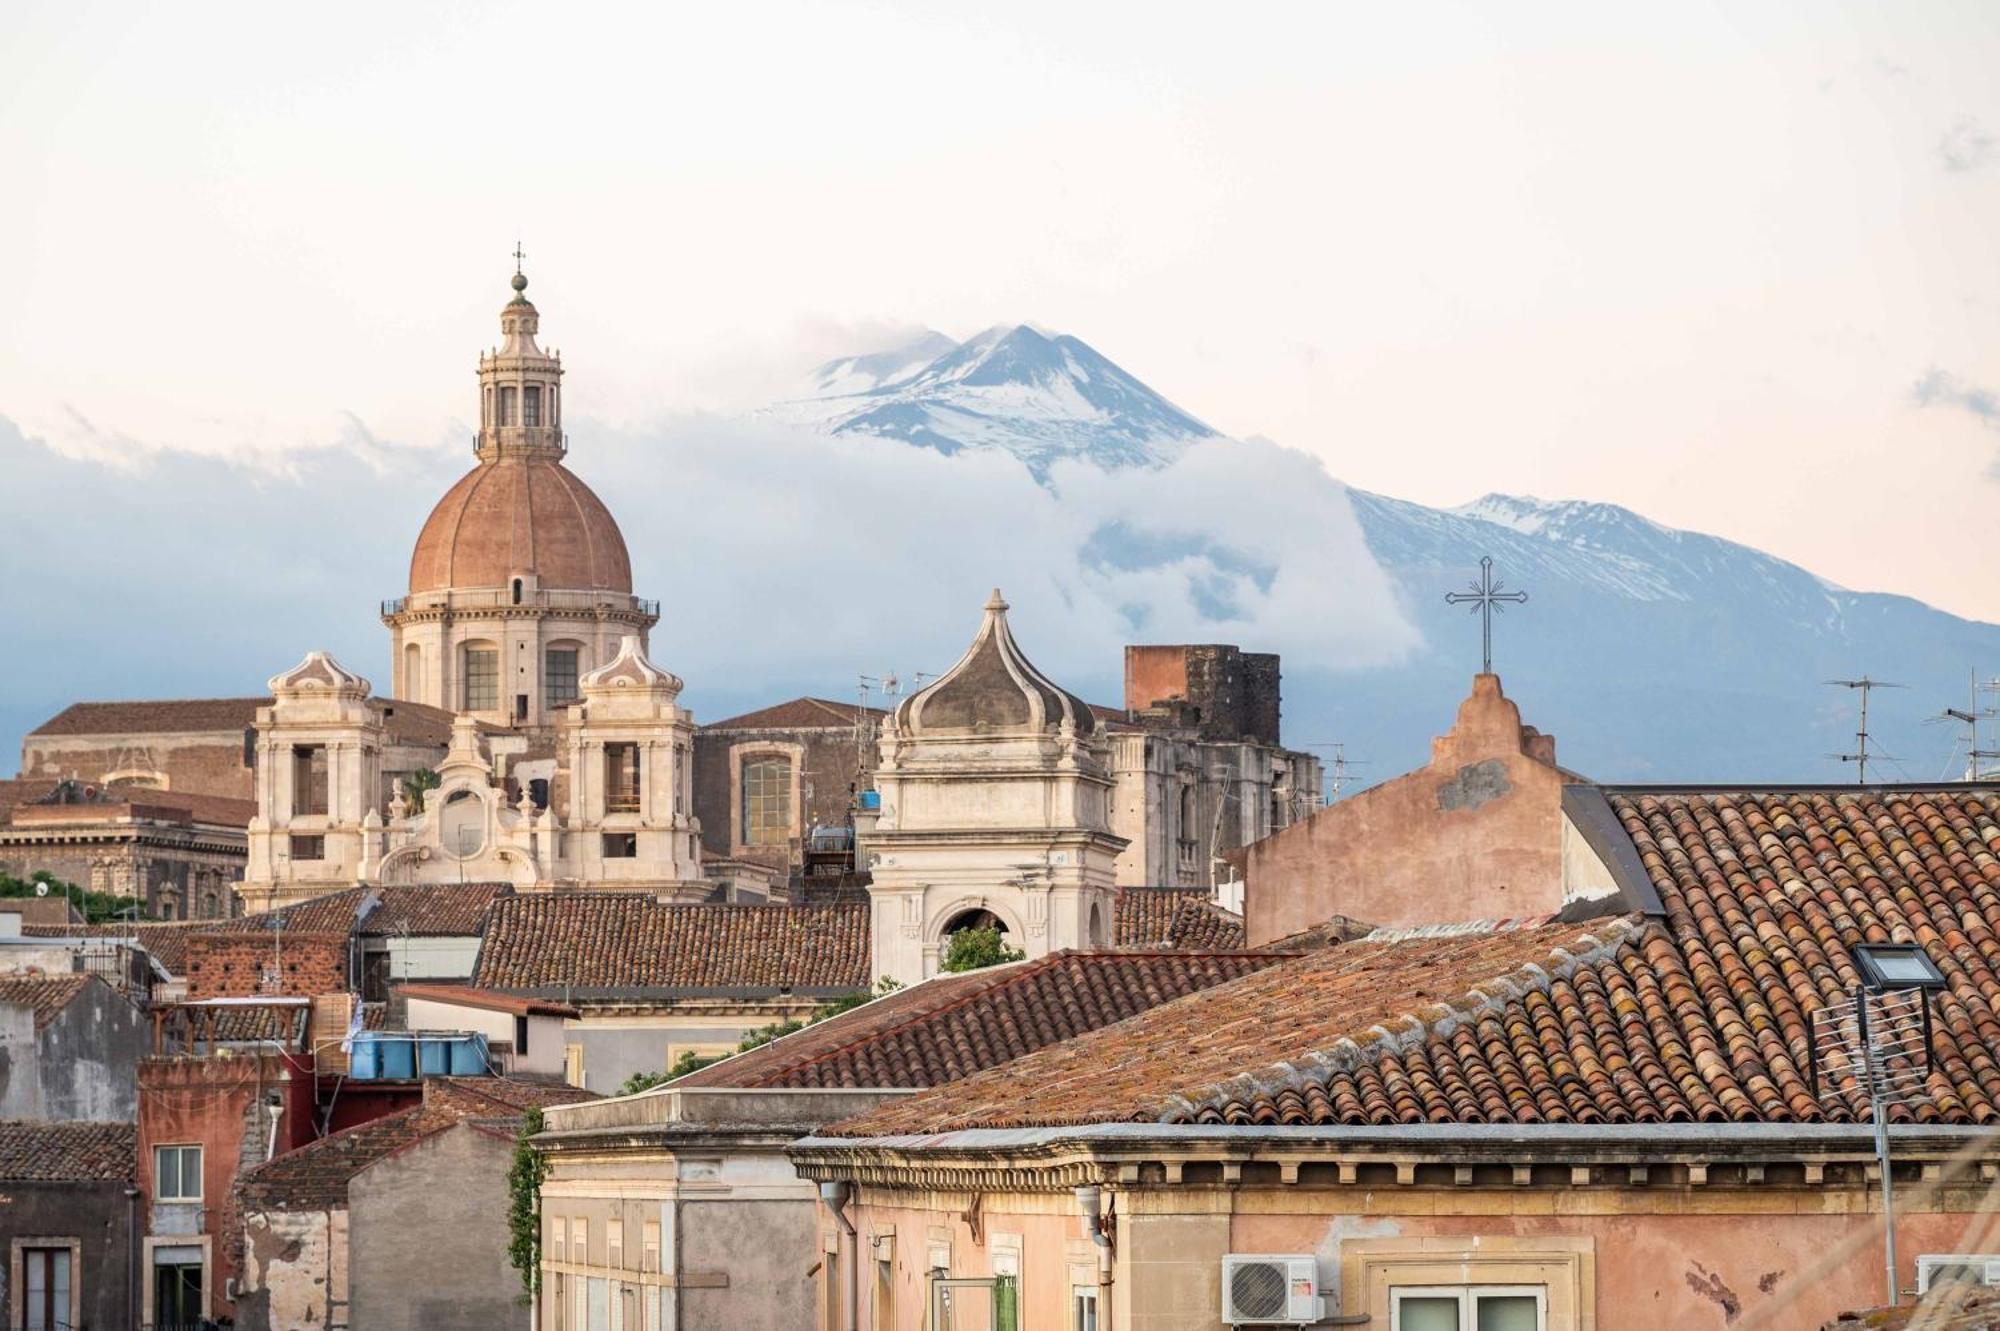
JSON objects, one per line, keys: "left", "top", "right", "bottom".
{"left": 408, "top": 454, "right": 633, "bottom": 595}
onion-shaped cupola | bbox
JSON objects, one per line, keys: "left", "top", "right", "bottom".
{"left": 893, "top": 589, "right": 1098, "bottom": 736}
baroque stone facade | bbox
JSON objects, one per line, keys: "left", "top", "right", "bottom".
{"left": 865, "top": 590, "right": 1126, "bottom": 985}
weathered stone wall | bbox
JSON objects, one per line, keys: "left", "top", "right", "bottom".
{"left": 183, "top": 931, "right": 348, "bottom": 998}
{"left": 1124, "top": 645, "right": 1283, "bottom": 745}
{"left": 238, "top": 1207, "right": 344, "bottom": 1331}
{"left": 347, "top": 1124, "right": 513, "bottom": 1331}
{"left": 694, "top": 723, "right": 872, "bottom": 875}
{"left": 20, "top": 734, "right": 254, "bottom": 801}
{"left": 40, "top": 979, "right": 147, "bottom": 1120}
{"left": 1244, "top": 674, "right": 1570, "bottom": 943}
{"left": 0, "top": 1181, "right": 135, "bottom": 1330}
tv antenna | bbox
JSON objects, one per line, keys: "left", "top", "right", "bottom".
{"left": 1300, "top": 743, "right": 1368, "bottom": 803}
{"left": 1929, "top": 671, "right": 2000, "bottom": 781}
{"left": 1826, "top": 677, "right": 1904, "bottom": 784}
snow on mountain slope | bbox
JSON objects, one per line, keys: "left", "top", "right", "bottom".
{"left": 773, "top": 324, "right": 1220, "bottom": 479}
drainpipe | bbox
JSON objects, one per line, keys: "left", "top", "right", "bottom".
{"left": 126, "top": 1185, "right": 141, "bottom": 1331}
{"left": 819, "top": 1181, "right": 859, "bottom": 1331}
{"left": 1075, "top": 1185, "right": 1113, "bottom": 1324}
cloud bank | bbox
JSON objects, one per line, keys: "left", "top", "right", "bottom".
{"left": 0, "top": 413, "right": 1417, "bottom": 765}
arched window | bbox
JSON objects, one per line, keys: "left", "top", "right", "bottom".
{"left": 1088, "top": 900, "right": 1106, "bottom": 947}
{"left": 402, "top": 643, "right": 421, "bottom": 698}
{"left": 462, "top": 643, "right": 499, "bottom": 711}
{"left": 740, "top": 756, "right": 793, "bottom": 846}
{"left": 511, "top": 578, "right": 523, "bottom": 605}
{"left": 523, "top": 385, "right": 541, "bottom": 427}
{"left": 1178, "top": 784, "right": 1196, "bottom": 837}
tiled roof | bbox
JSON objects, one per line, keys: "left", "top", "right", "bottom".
{"left": 0, "top": 1120, "right": 137, "bottom": 1182}
{"left": 473, "top": 896, "right": 870, "bottom": 994}
{"left": 704, "top": 697, "right": 884, "bottom": 730}
{"left": 0, "top": 781, "right": 256, "bottom": 829}
{"left": 399, "top": 982, "right": 578, "bottom": 1018}
{"left": 674, "top": 950, "right": 1286, "bottom": 1090}
{"left": 1114, "top": 887, "right": 1247, "bottom": 950}
{"left": 1828, "top": 1290, "right": 2000, "bottom": 1329}
{"left": 27, "top": 697, "right": 267, "bottom": 737}
{"left": 836, "top": 787, "right": 2000, "bottom": 1136}
{"left": 220, "top": 883, "right": 512, "bottom": 938}
{"left": 238, "top": 1077, "right": 593, "bottom": 1210}
{"left": 23, "top": 922, "right": 203, "bottom": 974}
{"left": 0, "top": 973, "right": 104, "bottom": 1030}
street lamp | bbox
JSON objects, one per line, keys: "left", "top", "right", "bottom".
{"left": 1811, "top": 942, "right": 1949, "bottom": 1308}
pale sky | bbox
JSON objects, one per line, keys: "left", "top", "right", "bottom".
{"left": 4, "top": 1, "right": 1999, "bottom": 619}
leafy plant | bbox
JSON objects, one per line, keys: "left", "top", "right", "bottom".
{"left": 939, "top": 924, "right": 1025, "bottom": 973}
{"left": 0, "top": 870, "right": 149, "bottom": 924}
{"left": 399, "top": 768, "right": 440, "bottom": 812}
{"left": 612, "top": 977, "right": 907, "bottom": 1096}
{"left": 507, "top": 1107, "right": 549, "bottom": 1302}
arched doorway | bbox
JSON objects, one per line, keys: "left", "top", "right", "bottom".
{"left": 941, "top": 907, "right": 1008, "bottom": 940}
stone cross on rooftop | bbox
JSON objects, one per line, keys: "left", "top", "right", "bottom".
{"left": 1444, "top": 555, "right": 1529, "bottom": 675}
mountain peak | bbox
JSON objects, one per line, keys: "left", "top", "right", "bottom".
{"left": 775, "top": 322, "right": 1220, "bottom": 481}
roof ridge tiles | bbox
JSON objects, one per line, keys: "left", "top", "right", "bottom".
{"left": 1158, "top": 918, "right": 1647, "bottom": 1124}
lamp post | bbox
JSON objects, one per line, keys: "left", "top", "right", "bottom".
{"left": 1812, "top": 942, "right": 1950, "bottom": 1307}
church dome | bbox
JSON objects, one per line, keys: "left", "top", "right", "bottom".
{"left": 408, "top": 454, "right": 633, "bottom": 595}
{"left": 894, "top": 589, "right": 1098, "bottom": 736}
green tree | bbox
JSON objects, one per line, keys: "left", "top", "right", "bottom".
{"left": 939, "top": 924, "right": 1025, "bottom": 973}
{"left": 506, "top": 1107, "right": 549, "bottom": 1303}
{"left": 400, "top": 768, "right": 440, "bottom": 812}
{"left": 0, "top": 870, "right": 149, "bottom": 925}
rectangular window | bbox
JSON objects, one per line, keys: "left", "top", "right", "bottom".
{"left": 515, "top": 692, "right": 530, "bottom": 723}
{"left": 154, "top": 1250, "right": 205, "bottom": 1330}
{"left": 289, "top": 834, "right": 326, "bottom": 861}
{"left": 642, "top": 1221, "right": 660, "bottom": 1274}
{"left": 606, "top": 743, "right": 641, "bottom": 812}
{"left": 155, "top": 1143, "right": 203, "bottom": 1201}
{"left": 1391, "top": 1286, "right": 1546, "bottom": 1330}
{"left": 551, "top": 1272, "right": 566, "bottom": 1331}
{"left": 499, "top": 385, "right": 517, "bottom": 425}
{"left": 515, "top": 1014, "right": 531, "bottom": 1057}
{"left": 463, "top": 647, "right": 499, "bottom": 711}
{"left": 643, "top": 1285, "right": 660, "bottom": 1330}
{"left": 602, "top": 832, "right": 638, "bottom": 859}
{"left": 740, "top": 755, "right": 793, "bottom": 846}
{"left": 546, "top": 648, "right": 580, "bottom": 708}
{"left": 608, "top": 1219, "right": 623, "bottom": 1270}
{"left": 1072, "top": 1285, "right": 1099, "bottom": 1331}
{"left": 573, "top": 1217, "right": 588, "bottom": 1265}
{"left": 524, "top": 384, "right": 542, "bottom": 426}
{"left": 23, "top": 1246, "right": 71, "bottom": 1331}
{"left": 292, "top": 744, "right": 328, "bottom": 815}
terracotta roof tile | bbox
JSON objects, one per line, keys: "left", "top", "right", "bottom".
{"left": 704, "top": 697, "right": 885, "bottom": 730}
{"left": 1114, "top": 888, "right": 1247, "bottom": 950}
{"left": 27, "top": 698, "right": 267, "bottom": 737}
{"left": 472, "top": 895, "right": 869, "bottom": 994}
{"left": 237, "top": 1077, "right": 594, "bottom": 1210}
{"left": 0, "top": 973, "right": 105, "bottom": 1030}
{"left": 0, "top": 1120, "right": 136, "bottom": 1182}
{"left": 399, "top": 983, "right": 578, "bottom": 1018}
{"left": 23, "top": 921, "right": 203, "bottom": 974}
{"left": 674, "top": 949, "right": 1285, "bottom": 1090}
{"left": 837, "top": 788, "right": 2000, "bottom": 1136}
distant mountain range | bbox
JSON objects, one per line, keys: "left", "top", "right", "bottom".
{"left": 772, "top": 326, "right": 2000, "bottom": 784}
{"left": 769, "top": 325, "right": 1221, "bottom": 479}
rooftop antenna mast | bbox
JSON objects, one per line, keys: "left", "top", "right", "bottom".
{"left": 1299, "top": 743, "right": 1368, "bottom": 805}
{"left": 856, "top": 674, "right": 880, "bottom": 769}
{"left": 1827, "top": 677, "right": 1905, "bottom": 784}
{"left": 1930, "top": 672, "right": 1999, "bottom": 781}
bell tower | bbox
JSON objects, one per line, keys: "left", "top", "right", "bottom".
{"left": 477, "top": 254, "right": 566, "bottom": 462}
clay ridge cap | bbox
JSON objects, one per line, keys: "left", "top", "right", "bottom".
{"left": 1151, "top": 917, "right": 1647, "bottom": 1124}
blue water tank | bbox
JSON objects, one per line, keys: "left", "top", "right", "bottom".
{"left": 349, "top": 1034, "right": 381, "bottom": 1080}
{"left": 859, "top": 789, "right": 881, "bottom": 810}
{"left": 379, "top": 1036, "right": 416, "bottom": 1080}
{"left": 417, "top": 1036, "right": 452, "bottom": 1077}
{"left": 449, "top": 1033, "right": 490, "bottom": 1076}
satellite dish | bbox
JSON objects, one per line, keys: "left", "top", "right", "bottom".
{"left": 34, "top": 883, "right": 49, "bottom": 898}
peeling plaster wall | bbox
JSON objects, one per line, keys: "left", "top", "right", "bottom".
{"left": 348, "top": 1124, "right": 517, "bottom": 1331}
{"left": 239, "top": 1207, "right": 344, "bottom": 1331}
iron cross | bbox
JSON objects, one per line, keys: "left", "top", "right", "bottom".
{"left": 1445, "top": 556, "right": 1528, "bottom": 675}
{"left": 512, "top": 240, "right": 526, "bottom": 274}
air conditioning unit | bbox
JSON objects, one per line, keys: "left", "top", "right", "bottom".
{"left": 1222, "top": 1254, "right": 1324, "bottom": 1326}
{"left": 1917, "top": 1254, "right": 2000, "bottom": 1294}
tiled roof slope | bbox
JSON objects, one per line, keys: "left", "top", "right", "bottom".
{"left": 28, "top": 697, "right": 267, "bottom": 736}
{"left": 217, "top": 883, "right": 512, "bottom": 938}
{"left": 703, "top": 697, "right": 884, "bottom": 730}
{"left": 0, "top": 973, "right": 104, "bottom": 1030}
{"left": 473, "top": 896, "right": 870, "bottom": 993}
{"left": 674, "top": 950, "right": 1285, "bottom": 1090}
{"left": 1114, "top": 887, "right": 1247, "bottom": 950}
{"left": 0, "top": 1120, "right": 137, "bottom": 1182}
{"left": 238, "top": 1078, "right": 594, "bottom": 1210}
{"left": 838, "top": 787, "right": 2000, "bottom": 1136}
{"left": 23, "top": 921, "right": 203, "bottom": 974}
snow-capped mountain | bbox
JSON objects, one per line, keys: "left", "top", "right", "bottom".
{"left": 772, "top": 326, "right": 2000, "bottom": 782}
{"left": 774, "top": 324, "right": 1220, "bottom": 479}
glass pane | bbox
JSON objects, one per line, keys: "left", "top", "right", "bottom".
{"left": 995, "top": 1274, "right": 1018, "bottom": 1331}
{"left": 1477, "top": 1294, "right": 1540, "bottom": 1331}
{"left": 1398, "top": 1296, "right": 1463, "bottom": 1331}
{"left": 1074, "top": 1289, "right": 1098, "bottom": 1331}
{"left": 158, "top": 1146, "right": 178, "bottom": 1199}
